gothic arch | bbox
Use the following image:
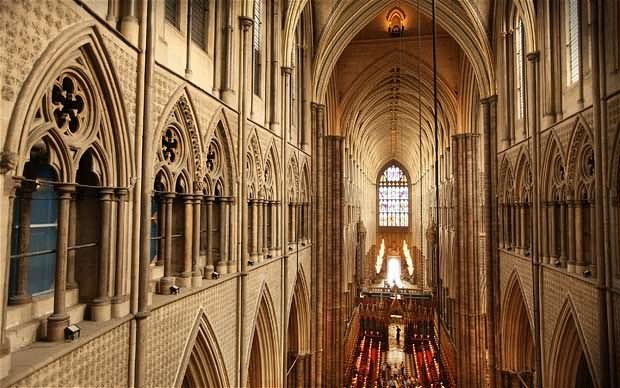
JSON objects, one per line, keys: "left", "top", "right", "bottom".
{"left": 263, "top": 140, "right": 281, "bottom": 201}
{"left": 247, "top": 129, "right": 264, "bottom": 199}
{"left": 547, "top": 297, "right": 597, "bottom": 388}
{"left": 541, "top": 131, "right": 567, "bottom": 200}
{"left": 495, "top": 0, "right": 537, "bottom": 53}
{"left": 566, "top": 118, "right": 595, "bottom": 198}
{"left": 287, "top": 268, "right": 311, "bottom": 353}
{"left": 499, "top": 156, "right": 514, "bottom": 201}
{"left": 246, "top": 284, "right": 280, "bottom": 388}
{"left": 204, "top": 109, "right": 237, "bottom": 197}
{"left": 175, "top": 310, "right": 231, "bottom": 388}
{"left": 500, "top": 271, "right": 534, "bottom": 374}
{"left": 287, "top": 153, "right": 301, "bottom": 202}
{"left": 3, "top": 22, "right": 132, "bottom": 186}
{"left": 514, "top": 149, "right": 532, "bottom": 202}
{"left": 154, "top": 89, "right": 205, "bottom": 193}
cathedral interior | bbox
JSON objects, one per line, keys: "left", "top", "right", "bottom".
{"left": 0, "top": 0, "right": 619, "bottom": 387}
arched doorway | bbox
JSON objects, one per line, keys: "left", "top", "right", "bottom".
{"left": 178, "top": 312, "right": 229, "bottom": 388}
{"left": 247, "top": 287, "right": 280, "bottom": 388}
{"left": 500, "top": 274, "right": 534, "bottom": 387}
{"left": 286, "top": 273, "right": 311, "bottom": 387}
{"left": 548, "top": 301, "right": 596, "bottom": 388}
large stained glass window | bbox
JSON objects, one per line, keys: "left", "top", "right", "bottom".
{"left": 378, "top": 164, "right": 409, "bottom": 227}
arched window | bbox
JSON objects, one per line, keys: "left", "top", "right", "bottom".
{"left": 566, "top": 0, "right": 581, "bottom": 85}
{"left": 514, "top": 19, "right": 525, "bottom": 120}
{"left": 253, "top": 0, "right": 263, "bottom": 96}
{"left": 378, "top": 164, "right": 409, "bottom": 227}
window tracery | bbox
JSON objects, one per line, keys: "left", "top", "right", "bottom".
{"left": 378, "top": 164, "right": 409, "bottom": 227}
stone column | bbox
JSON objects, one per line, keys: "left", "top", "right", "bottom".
{"left": 216, "top": 197, "right": 228, "bottom": 274}
{"left": 520, "top": 202, "right": 527, "bottom": 253}
{"left": 542, "top": 202, "right": 551, "bottom": 264}
{"left": 92, "top": 188, "right": 114, "bottom": 321}
{"left": 112, "top": 188, "right": 129, "bottom": 318}
{"left": 575, "top": 200, "right": 586, "bottom": 272}
{"left": 159, "top": 193, "right": 175, "bottom": 293}
{"left": 9, "top": 182, "right": 35, "bottom": 305}
{"left": 157, "top": 193, "right": 165, "bottom": 266}
{"left": 226, "top": 198, "right": 235, "bottom": 273}
{"left": 452, "top": 133, "right": 486, "bottom": 388}
{"left": 67, "top": 192, "right": 78, "bottom": 290}
{"left": 567, "top": 200, "right": 576, "bottom": 272}
{"left": 588, "top": 200, "right": 596, "bottom": 273}
{"left": 257, "top": 199, "right": 264, "bottom": 262}
{"left": 192, "top": 194, "right": 203, "bottom": 287}
{"left": 560, "top": 201, "right": 568, "bottom": 266}
{"left": 250, "top": 199, "right": 259, "bottom": 261}
{"left": 177, "top": 194, "right": 193, "bottom": 287}
{"left": 47, "top": 183, "right": 75, "bottom": 341}
{"left": 204, "top": 196, "right": 214, "bottom": 278}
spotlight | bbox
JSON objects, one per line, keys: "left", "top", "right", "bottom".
{"left": 64, "top": 324, "right": 81, "bottom": 342}
{"left": 583, "top": 269, "right": 592, "bottom": 277}
{"left": 248, "top": 260, "right": 255, "bottom": 266}
{"left": 211, "top": 271, "right": 220, "bottom": 280}
{"left": 169, "top": 285, "right": 180, "bottom": 295}
{"left": 553, "top": 259, "right": 561, "bottom": 267}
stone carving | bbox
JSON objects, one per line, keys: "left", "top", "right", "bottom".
{"left": 52, "top": 75, "right": 86, "bottom": 134}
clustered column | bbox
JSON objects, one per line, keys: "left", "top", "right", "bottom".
{"left": 159, "top": 193, "right": 175, "bottom": 293}
{"left": 112, "top": 188, "right": 129, "bottom": 317}
{"left": 191, "top": 193, "right": 202, "bottom": 286}
{"left": 203, "top": 196, "right": 214, "bottom": 278}
{"left": 9, "top": 181, "right": 35, "bottom": 305}
{"left": 91, "top": 188, "right": 113, "bottom": 321}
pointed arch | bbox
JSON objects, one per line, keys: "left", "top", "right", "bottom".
{"left": 500, "top": 271, "right": 534, "bottom": 373}
{"left": 247, "top": 129, "right": 265, "bottom": 198}
{"left": 287, "top": 267, "right": 311, "bottom": 354}
{"left": 203, "top": 109, "right": 236, "bottom": 197}
{"left": 3, "top": 22, "right": 132, "bottom": 186}
{"left": 246, "top": 283, "right": 280, "bottom": 388}
{"left": 287, "top": 152, "right": 301, "bottom": 202}
{"left": 263, "top": 140, "right": 281, "bottom": 201}
{"left": 175, "top": 309, "right": 231, "bottom": 388}
{"left": 547, "top": 297, "right": 597, "bottom": 388}
{"left": 542, "top": 131, "right": 567, "bottom": 200}
{"left": 498, "top": 156, "right": 515, "bottom": 201}
{"left": 514, "top": 149, "right": 532, "bottom": 202}
{"left": 566, "top": 117, "right": 594, "bottom": 186}
{"left": 155, "top": 88, "right": 206, "bottom": 193}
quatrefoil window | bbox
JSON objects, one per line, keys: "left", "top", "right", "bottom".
{"left": 52, "top": 76, "right": 85, "bottom": 134}
{"left": 162, "top": 127, "right": 179, "bottom": 163}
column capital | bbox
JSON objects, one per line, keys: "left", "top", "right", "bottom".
{"left": 526, "top": 51, "right": 540, "bottom": 62}
{"left": 281, "top": 66, "right": 293, "bottom": 75}
{"left": 239, "top": 16, "right": 253, "bottom": 30}
{"left": 55, "top": 183, "right": 76, "bottom": 196}
{"left": 480, "top": 94, "right": 498, "bottom": 105}
{"left": 163, "top": 192, "right": 176, "bottom": 201}
{"left": 115, "top": 187, "right": 130, "bottom": 199}
{"left": 205, "top": 195, "right": 215, "bottom": 202}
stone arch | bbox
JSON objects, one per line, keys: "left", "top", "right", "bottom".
{"left": 263, "top": 140, "right": 281, "bottom": 201}
{"left": 3, "top": 22, "right": 132, "bottom": 186}
{"left": 566, "top": 116, "right": 594, "bottom": 191}
{"left": 499, "top": 156, "right": 514, "bottom": 201}
{"left": 547, "top": 297, "right": 597, "bottom": 388}
{"left": 500, "top": 271, "right": 534, "bottom": 376}
{"left": 541, "top": 131, "right": 567, "bottom": 200}
{"left": 287, "top": 153, "right": 301, "bottom": 202}
{"left": 496, "top": 0, "right": 537, "bottom": 54}
{"left": 175, "top": 310, "right": 230, "bottom": 388}
{"left": 286, "top": 269, "right": 311, "bottom": 387}
{"left": 247, "top": 129, "right": 264, "bottom": 198}
{"left": 246, "top": 284, "right": 280, "bottom": 388}
{"left": 155, "top": 89, "right": 205, "bottom": 193}
{"left": 514, "top": 149, "right": 532, "bottom": 202}
{"left": 204, "top": 109, "right": 236, "bottom": 197}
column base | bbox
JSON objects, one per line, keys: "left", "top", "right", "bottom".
{"left": 575, "top": 264, "right": 588, "bottom": 274}
{"left": 66, "top": 281, "right": 78, "bottom": 290}
{"left": 90, "top": 300, "right": 111, "bottom": 322}
{"left": 567, "top": 263, "right": 576, "bottom": 273}
{"left": 216, "top": 261, "right": 228, "bottom": 275}
{"left": 203, "top": 265, "right": 215, "bottom": 279}
{"left": 120, "top": 16, "right": 140, "bottom": 46}
{"left": 47, "top": 313, "right": 70, "bottom": 341}
{"left": 0, "top": 349, "right": 10, "bottom": 380}
{"left": 8, "top": 293, "right": 31, "bottom": 305}
{"left": 221, "top": 89, "right": 235, "bottom": 105}
{"left": 158, "top": 277, "right": 175, "bottom": 294}
{"left": 226, "top": 260, "right": 236, "bottom": 274}
{"left": 191, "top": 274, "right": 203, "bottom": 288}
{"left": 176, "top": 274, "right": 192, "bottom": 288}
{"left": 111, "top": 296, "right": 130, "bottom": 318}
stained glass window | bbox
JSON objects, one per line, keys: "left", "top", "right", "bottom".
{"left": 378, "top": 164, "right": 409, "bottom": 227}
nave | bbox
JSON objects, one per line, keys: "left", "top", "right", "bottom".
{"left": 345, "top": 294, "right": 452, "bottom": 388}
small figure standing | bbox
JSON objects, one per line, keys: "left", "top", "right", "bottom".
{"left": 396, "top": 326, "right": 401, "bottom": 343}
